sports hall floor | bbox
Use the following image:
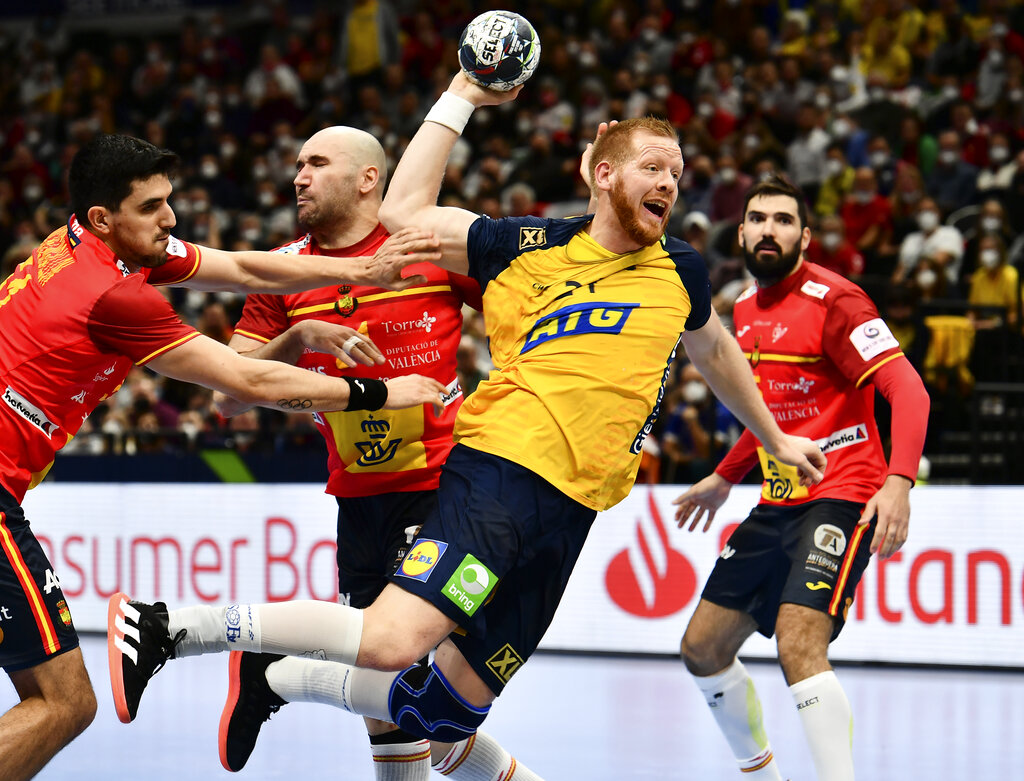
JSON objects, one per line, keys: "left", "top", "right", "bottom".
{"left": 10, "top": 633, "right": 1022, "bottom": 779}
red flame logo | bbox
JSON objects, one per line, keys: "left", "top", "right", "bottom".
{"left": 605, "top": 490, "right": 697, "bottom": 617}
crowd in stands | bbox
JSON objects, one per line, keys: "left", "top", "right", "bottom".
{"left": 1, "top": 0, "right": 1023, "bottom": 484}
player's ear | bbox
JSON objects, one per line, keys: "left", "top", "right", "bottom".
{"left": 361, "top": 165, "right": 380, "bottom": 196}
{"left": 87, "top": 205, "right": 111, "bottom": 236}
{"left": 593, "top": 159, "right": 613, "bottom": 192}
{"left": 801, "top": 225, "right": 811, "bottom": 253}
{"left": 737, "top": 223, "right": 745, "bottom": 248}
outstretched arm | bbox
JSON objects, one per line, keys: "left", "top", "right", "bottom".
{"left": 379, "top": 72, "right": 521, "bottom": 276}
{"left": 680, "top": 310, "right": 826, "bottom": 484}
{"left": 181, "top": 228, "right": 440, "bottom": 293}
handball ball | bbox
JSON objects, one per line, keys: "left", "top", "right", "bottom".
{"left": 458, "top": 11, "right": 541, "bottom": 92}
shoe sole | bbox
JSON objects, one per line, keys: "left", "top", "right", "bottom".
{"left": 106, "top": 591, "right": 133, "bottom": 724}
{"left": 218, "top": 650, "right": 245, "bottom": 772}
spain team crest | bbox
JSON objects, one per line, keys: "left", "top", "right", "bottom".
{"left": 56, "top": 599, "right": 73, "bottom": 627}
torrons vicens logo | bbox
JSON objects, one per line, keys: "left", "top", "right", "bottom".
{"left": 605, "top": 490, "right": 697, "bottom": 618}
{"left": 3, "top": 386, "right": 59, "bottom": 436}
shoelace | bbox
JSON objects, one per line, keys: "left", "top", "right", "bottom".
{"left": 150, "top": 627, "right": 187, "bottom": 677}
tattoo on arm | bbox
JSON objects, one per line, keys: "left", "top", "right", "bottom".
{"left": 277, "top": 398, "right": 313, "bottom": 410}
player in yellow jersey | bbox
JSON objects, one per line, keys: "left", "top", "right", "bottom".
{"left": 109, "top": 73, "right": 826, "bottom": 773}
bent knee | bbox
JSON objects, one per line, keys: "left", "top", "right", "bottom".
{"left": 680, "top": 634, "right": 728, "bottom": 676}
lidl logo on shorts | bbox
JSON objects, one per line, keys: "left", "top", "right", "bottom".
{"left": 443, "top": 554, "right": 497, "bottom": 616}
{"left": 396, "top": 539, "right": 448, "bottom": 582}
{"left": 814, "top": 524, "right": 847, "bottom": 556}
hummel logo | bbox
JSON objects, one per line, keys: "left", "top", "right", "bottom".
{"left": 805, "top": 581, "right": 832, "bottom": 591}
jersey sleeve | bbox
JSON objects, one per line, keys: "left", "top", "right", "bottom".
{"left": 233, "top": 293, "right": 289, "bottom": 343}
{"left": 88, "top": 275, "right": 200, "bottom": 364}
{"left": 821, "top": 286, "right": 903, "bottom": 387}
{"left": 666, "top": 237, "right": 712, "bottom": 331}
{"left": 144, "top": 236, "right": 203, "bottom": 285}
{"left": 448, "top": 270, "right": 484, "bottom": 311}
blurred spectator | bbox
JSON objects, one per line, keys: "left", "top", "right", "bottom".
{"left": 883, "top": 283, "right": 931, "bottom": 372}
{"left": 805, "top": 214, "right": 864, "bottom": 279}
{"left": 708, "top": 151, "right": 752, "bottom": 224}
{"left": 840, "top": 166, "right": 893, "bottom": 271}
{"left": 926, "top": 130, "right": 979, "bottom": 214}
{"left": 786, "top": 101, "right": 829, "bottom": 204}
{"left": 976, "top": 131, "right": 1017, "bottom": 197}
{"left": 338, "top": 0, "right": 401, "bottom": 91}
{"left": 456, "top": 335, "right": 486, "bottom": 397}
{"left": 961, "top": 197, "right": 1017, "bottom": 283}
{"left": 895, "top": 113, "right": 938, "bottom": 177}
{"left": 967, "top": 234, "right": 1021, "bottom": 332}
{"left": 866, "top": 134, "right": 897, "bottom": 196}
{"left": 894, "top": 196, "right": 965, "bottom": 287}
{"left": 814, "top": 140, "right": 855, "bottom": 217}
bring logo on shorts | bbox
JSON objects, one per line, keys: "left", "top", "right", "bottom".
{"left": 443, "top": 554, "right": 497, "bottom": 617}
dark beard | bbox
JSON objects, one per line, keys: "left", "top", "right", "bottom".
{"left": 610, "top": 183, "right": 666, "bottom": 247}
{"left": 742, "top": 238, "right": 801, "bottom": 286}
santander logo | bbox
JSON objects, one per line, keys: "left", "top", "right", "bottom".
{"left": 604, "top": 490, "right": 698, "bottom": 617}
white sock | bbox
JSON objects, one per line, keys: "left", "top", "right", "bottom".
{"left": 371, "top": 735, "right": 431, "bottom": 781}
{"left": 791, "top": 671, "right": 854, "bottom": 781}
{"left": 433, "top": 731, "right": 543, "bottom": 780}
{"left": 168, "top": 600, "right": 363, "bottom": 663}
{"left": 264, "top": 655, "right": 395, "bottom": 722}
{"left": 692, "top": 659, "right": 783, "bottom": 779}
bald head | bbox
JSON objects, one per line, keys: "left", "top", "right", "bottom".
{"left": 303, "top": 126, "right": 388, "bottom": 196}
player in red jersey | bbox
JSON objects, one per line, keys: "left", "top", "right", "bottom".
{"left": 0, "top": 133, "right": 446, "bottom": 781}
{"left": 674, "top": 174, "right": 930, "bottom": 780}
{"left": 213, "top": 126, "right": 537, "bottom": 780}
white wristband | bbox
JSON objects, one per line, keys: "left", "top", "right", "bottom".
{"left": 424, "top": 92, "right": 475, "bottom": 135}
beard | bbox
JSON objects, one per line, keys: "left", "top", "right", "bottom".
{"left": 742, "top": 237, "right": 801, "bottom": 286}
{"left": 609, "top": 183, "right": 667, "bottom": 247}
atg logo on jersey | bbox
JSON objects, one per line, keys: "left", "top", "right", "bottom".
{"left": 396, "top": 539, "right": 448, "bottom": 583}
{"left": 522, "top": 301, "right": 639, "bottom": 353}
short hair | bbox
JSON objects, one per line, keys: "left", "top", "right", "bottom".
{"left": 742, "top": 173, "right": 809, "bottom": 229}
{"left": 69, "top": 134, "right": 179, "bottom": 228}
{"left": 588, "top": 117, "right": 678, "bottom": 189}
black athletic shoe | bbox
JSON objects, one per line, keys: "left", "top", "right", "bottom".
{"left": 219, "top": 651, "right": 287, "bottom": 772}
{"left": 107, "top": 592, "right": 185, "bottom": 724}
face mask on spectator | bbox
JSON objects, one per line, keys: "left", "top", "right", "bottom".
{"left": 23, "top": 184, "right": 43, "bottom": 202}
{"left": 641, "top": 28, "right": 659, "bottom": 44}
{"left": 822, "top": 232, "right": 842, "bottom": 251}
{"left": 853, "top": 190, "right": 873, "bottom": 204}
{"left": 201, "top": 162, "right": 218, "bottom": 179}
{"left": 899, "top": 189, "right": 922, "bottom": 203}
{"left": 942, "top": 84, "right": 960, "bottom": 100}
{"left": 192, "top": 199, "right": 209, "bottom": 213}
{"left": 869, "top": 151, "right": 890, "bottom": 169}
{"left": 698, "top": 102, "right": 715, "bottom": 119}
{"left": 815, "top": 92, "right": 831, "bottom": 110}
{"left": 578, "top": 50, "right": 597, "bottom": 68}
{"left": 221, "top": 142, "right": 237, "bottom": 158}
{"left": 917, "top": 210, "right": 939, "bottom": 231}
{"left": 987, "top": 50, "right": 1004, "bottom": 67}
{"left": 743, "top": 133, "right": 761, "bottom": 150}
{"left": 652, "top": 84, "right": 671, "bottom": 100}
{"left": 252, "top": 163, "right": 269, "bottom": 180}
{"left": 719, "top": 167, "right": 737, "bottom": 184}
{"left": 241, "top": 227, "right": 261, "bottom": 242}
{"left": 258, "top": 191, "right": 276, "bottom": 208}
{"left": 1010, "top": 89, "right": 1024, "bottom": 103}
{"left": 981, "top": 215, "right": 1002, "bottom": 233}
{"left": 980, "top": 249, "right": 1001, "bottom": 269}
{"left": 916, "top": 268, "right": 938, "bottom": 289}
{"left": 205, "top": 111, "right": 222, "bottom": 128}
{"left": 938, "top": 149, "right": 958, "bottom": 166}
{"left": 989, "top": 146, "right": 1009, "bottom": 164}
{"left": 991, "top": 23, "right": 1009, "bottom": 37}
{"left": 825, "top": 158, "right": 843, "bottom": 178}
{"left": 831, "top": 118, "right": 852, "bottom": 138}
{"left": 682, "top": 381, "right": 708, "bottom": 404}
{"left": 683, "top": 143, "right": 700, "bottom": 160}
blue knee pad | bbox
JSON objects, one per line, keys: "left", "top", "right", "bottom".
{"left": 388, "top": 661, "right": 490, "bottom": 743}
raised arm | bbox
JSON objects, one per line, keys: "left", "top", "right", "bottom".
{"left": 181, "top": 228, "right": 440, "bottom": 293}
{"left": 679, "top": 309, "right": 826, "bottom": 484}
{"left": 379, "top": 72, "right": 521, "bottom": 276}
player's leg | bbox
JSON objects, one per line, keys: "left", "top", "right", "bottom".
{"left": 773, "top": 499, "right": 874, "bottom": 781}
{"left": 0, "top": 650, "right": 97, "bottom": 781}
{"left": 0, "top": 494, "right": 96, "bottom": 781}
{"left": 680, "top": 505, "right": 790, "bottom": 779}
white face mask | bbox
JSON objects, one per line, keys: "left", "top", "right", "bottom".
{"left": 23, "top": 184, "right": 43, "bottom": 202}
{"left": 870, "top": 151, "right": 890, "bottom": 169}
{"left": 990, "top": 146, "right": 1009, "bottom": 164}
{"left": 916, "top": 268, "right": 938, "bottom": 289}
{"left": 744, "top": 134, "right": 761, "bottom": 150}
{"left": 258, "top": 191, "right": 276, "bottom": 207}
{"left": 853, "top": 190, "right": 874, "bottom": 204}
{"left": 682, "top": 381, "right": 708, "bottom": 405}
{"left": 980, "top": 249, "right": 1001, "bottom": 269}
{"left": 719, "top": 167, "right": 737, "bottom": 184}
{"left": 200, "top": 162, "right": 218, "bottom": 179}
{"left": 831, "top": 118, "right": 852, "bottom": 138}
{"left": 939, "top": 149, "right": 958, "bottom": 166}
{"left": 698, "top": 102, "right": 715, "bottom": 119}
{"left": 981, "top": 216, "right": 1002, "bottom": 233}
{"left": 822, "top": 232, "right": 842, "bottom": 251}
{"left": 241, "top": 227, "right": 261, "bottom": 242}
{"left": 825, "top": 158, "right": 843, "bottom": 178}
{"left": 917, "top": 210, "right": 939, "bottom": 231}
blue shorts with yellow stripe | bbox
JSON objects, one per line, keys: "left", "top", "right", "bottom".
{"left": 701, "top": 498, "right": 874, "bottom": 641}
{"left": 388, "top": 444, "right": 595, "bottom": 695}
{"left": 0, "top": 483, "right": 79, "bottom": 672}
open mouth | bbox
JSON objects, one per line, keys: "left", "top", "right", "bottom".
{"left": 643, "top": 201, "right": 667, "bottom": 218}
{"left": 755, "top": 241, "right": 780, "bottom": 255}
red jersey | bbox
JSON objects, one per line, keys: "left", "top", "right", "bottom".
{"left": 717, "top": 262, "right": 904, "bottom": 506}
{"left": 0, "top": 217, "right": 202, "bottom": 501}
{"left": 233, "top": 224, "right": 481, "bottom": 498}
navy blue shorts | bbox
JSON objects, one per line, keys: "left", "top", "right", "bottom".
{"left": 336, "top": 490, "right": 437, "bottom": 609}
{"left": 701, "top": 498, "right": 875, "bottom": 641}
{"left": 388, "top": 444, "right": 596, "bottom": 695}
{"left": 0, "top": 484, "right": 80, "bottom": 672}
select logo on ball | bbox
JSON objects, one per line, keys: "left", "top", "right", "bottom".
{"left": 397, "top": 539, "right": 448, "bottom": 582}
